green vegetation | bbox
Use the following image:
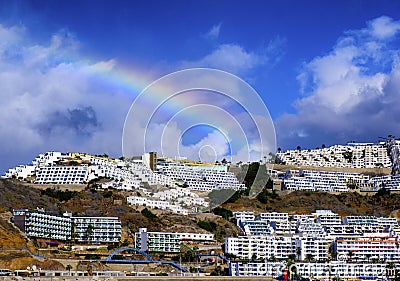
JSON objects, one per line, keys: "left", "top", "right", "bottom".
{"left": 40, "top": 188, "right": 78, "bottom": 201}
{"left": 196, "top": 220, "right": 217, "bottom": 232}
{"left": 212, "top": 207, "right": 233, "bottom": 220}
{"left": 141, "top": 208, "right": 157, "bottom": 220}
{"left": 102, "top": 190, "right": 113, "bottom": 198}
{"left": 256, "top": 179, "right": 280, "bottom": 204}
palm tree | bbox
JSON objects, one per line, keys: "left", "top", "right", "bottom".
{"left": 347, "top": 250, "right": 354, "bottom": 262}
{"left": 305, "top": 254, "right": 314, "bottom": 262}
{"left": 386, "top": 262, "right": 396, "bottom": 281}
{"left": 269, "top": 254, "right": 277, "bottom": 262}
{"left": 66, "top": 264, "right": 72, "bottom": 276}
{"left": 330, "top": 251, "right": 338, "bottom": 261}
{"left": 86, "top": 224, "right": 95, "bottom": 244}
{"left": 296, "top": 247, "right": 301, "bottom": 261}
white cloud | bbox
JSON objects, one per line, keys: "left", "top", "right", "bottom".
{"left": 0, "top": 24, "right": 133, "bottom": 173}
{"left": 367, "top": 15, "right": 400, "bottom": 40}
{"left": 204, "top": 23, "right": 222, "bottom": 39}
{"left": 182, "top": 44, "right": 265, "bottom": 74}
{"left": 276, "top": 16, "right": 400, "bottom": 149}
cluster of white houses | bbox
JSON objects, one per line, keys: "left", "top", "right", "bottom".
{"left": 226, "top": 210, "right": 400, "bottom": 277}
{"left": 281, "top": 169, "right": 400, "bottom": 192}
{"left": 3, "top": 152, "right": 244, "bottom": 191}
{"left": 276, "top": 143, "right": 393, "bottom": 169}
{"left": 228, "top": 210, "right": 400, "bottom": 261}
{"left": 2, "top": 151, "right": 248, "bottom": 214}
{"left": 126, "top": 185, "right": 210, "bottom": 214}
{"left": 12, "top": 209, "right": 121, "bottom": 244}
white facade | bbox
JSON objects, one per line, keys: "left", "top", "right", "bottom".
{"left": 225, "top": 236, "right": 295, "bottom": 261}
{"left": 12, "top": 209, "right": 122, "bottom": 244}
{"left": 35, "top": 166, "right": 88, "bottom": 185}
{"left": 277, "top": 143, "right": 391, "bottom": 169}
{"left": 233, "top": 211, "right": 255, "bottom": 225}
{"left": 256, "top": 212, "right": 289, "bottom": 222}
{"left": 230, "top": 261, "right": 396, "bottom": 279}
{"left": 72, "top": 216, "right": 122, "bottom": 244}
{"left": 335, "top": 234, "right": 400, "bottom": 261}
{"left": 135, "top": 228, "right": 214, "bottom": 253}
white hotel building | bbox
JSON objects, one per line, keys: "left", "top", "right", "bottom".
{"left": 72, "top": 216, "right": 122, "bottom": 244}
{"left": 225, "top": 235, "right": 329, "bottom": 262}
{"left": 334, "top": 233, "right": 400, "bottom": 261}
{"left": 35, "top": 166, "right": 88, "bottom": 185}
{"left": 13, "top": 209, "right": 72, "bottom": 241}
{"left": 225, "top": 236, "right": 296, "bottom": 261}
{"left": 13, "top": 209, "right": 122, "bottom": 244}
{"left": 135, "top": 228, "right": 214, "bottom": 253}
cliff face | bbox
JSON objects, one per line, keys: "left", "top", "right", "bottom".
{"left": 0, "top": 212, "right": 31, "bottom": 249}
{"left": 0, "top": 212, "right": 64, "bottom": 270}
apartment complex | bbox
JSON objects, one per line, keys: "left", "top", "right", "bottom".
{"left": 335, "top": 233, "right": 400, "bottom": 261}
{"left": 13, "top": 209, "right": 72, "bottom": 241}
{"left": 277, "top": 143, "right": 391, "bottom": 169}
{"left": 225, "top": 210, "right": 400, "bottom": 267}
{"left": 72, "top": 216, "right": 121, "bottom": 244}
{"left": 135, "top": 227, "right": 214, "bottom": 253}
{"left": 229, "top": 261, "right": 395, "bottom": 279}
{"left": 157, "top": 164, "right": 245, "bottom": 191}
{"left": 13, "top": 209, "right": 121, "bottom": 244}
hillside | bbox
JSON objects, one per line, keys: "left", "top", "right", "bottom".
{"left": 1, "top": 178, "right": 400, "bottom": 253}
{"left": 223, "top": 188, "right": 400, "bottom": 217}
{"left": 0, "top": 179, "right": 241, "bottom": 243}
{"left": 0, "top": 212, "right": 64, "bottom": 270}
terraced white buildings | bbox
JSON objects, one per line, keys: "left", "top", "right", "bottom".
{"left": 12, "top": 209, "right": 122, "bottom": 244}
{"left": 277, "top": 143, "right": 391, "bottom": 169}
{"left": 225, "top": 210, "right": 400, "bottom": 264}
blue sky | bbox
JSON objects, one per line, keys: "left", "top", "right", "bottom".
{"left": 1, "top": 0, "right": 400, "bottom": 173}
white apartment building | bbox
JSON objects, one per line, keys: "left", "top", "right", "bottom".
{"left": 335, "top": 233, "right": 400, "bottom": 261}
{"left": 290, "top": 214, "right": 315, "bottom": 222}
{"left": 224, "top": 236, "right": 274, "bottom": 260}
{"left": 225, "top": 236, "right": 296, "bottom": 261}
{"left": 277, "top": 143, "right": 391, "bottom": 169}
{"left": 269, "top": 221, "right": 296, "bottom": 235}
{"left": 314, "top": 210, "right": 342, "bottom": 226}
{"left": 233, "top": 211, "right": 255, "bottom": 226}
{"left": 2, "top": 165, "right": 36, "bottom": 180}
{"left": 296, "top": 236, "right": 329, "bottom": 261}
{"left": 135, "top": 228, "right": 214, "bottom": 253}
{"left": 35, "top": 166, "right": 88, "bottom": 185}
{"left": 126, "top": 196, "right": 190, "bottom": 215}
{"left": 13, "top": 209, "right": 72, "bottom": 241}
{"left": 255, "top": 212, "right": 289, "bottom": 222}
{"left": 13, "top": 209, "right": 122, "bottom": 244}
{"left": 72, "top": 216, "right": 122, "bottom": 244}
{"left": 325, "top": 225, "right": 386, "bottom": 237}
{"left": 342, "top": 216, "right": 378, "bottom": 225}
{"left": 157, "top": 166, "right": 245, "bottom": 191}
{"left": 297, "top": 220, "right": 326, "bottom": 237}
{"left": 230, "top": 261, "right": 394, "bottom": 279}
{"left": 240, "top": 220, "right": 274, "bottom": 236}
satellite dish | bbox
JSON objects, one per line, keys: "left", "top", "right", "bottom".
{"left": 32, "top": 265, "right": 37, "bottom": 271}
{"left": 27, "top": 266, "right": 31, "bottom": 271}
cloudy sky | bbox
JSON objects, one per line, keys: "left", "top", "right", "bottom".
{"left": 1, "top": 0, "right": 400, "bottom": 173}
